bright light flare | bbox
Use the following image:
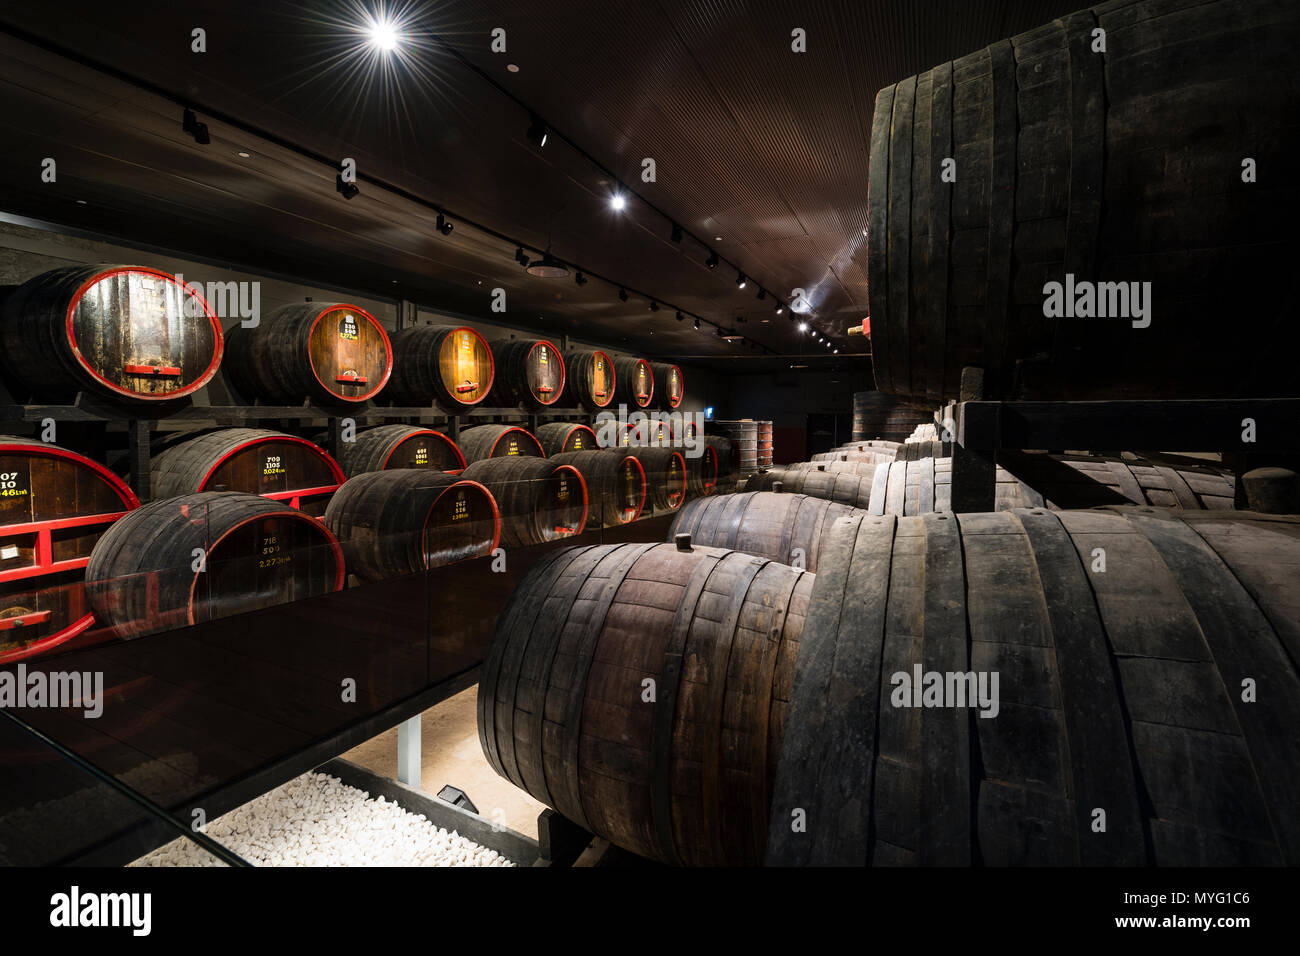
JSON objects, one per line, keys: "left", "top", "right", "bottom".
{"left": 610, "top": 194, "right": 626, "bottom": 211}
{"left": 368, "top": 19, "right": 399, "bottom": 51}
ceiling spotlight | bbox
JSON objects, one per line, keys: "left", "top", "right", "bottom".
{"left": 693, "top": 317, "right": 701, "bottom": 330}
{"left": 436, "top": 213, "right": 453, "bottom": 235}
{"left": 670, "top": 223, "right": 683, "bottom": 243}
{"left": 610, "top": 193, "right": 626, "bottom": 211}
{"left": 756, "top": 288, "right": 766, "bottom": 300}
{"left": 182, "top": 109, "right": 210, "bottom": 145}
{"left": 618, "top": 288, "right": 629, "bottom": 302}
{"left": 675, "top": 310, "right": 684, "bottom": 322}
{"left": 775, "top": 302, "right": 784, "bottom": 315}
{"left": 834, "top": 348, "right": 839, "bottom": 354}
{"left": 649, "top": 300, "right": 660, "bottom": 312}
{"left": 236, "top": 150, "right": 250, "bottom": 158}
{"left": 367, "top": 19, "right": 400, "bottom": 51}
{"left": 527, "top": 249, "right": 569, "bottom": 278}
{"left": 706, "top": 251, "right": 719, "bottom": 269}
{"left": 575, "top": 271, "right": 588, "bottom": 286}
{"left": 736, "top": 272, "right": 747, "bottom": 289}
{"left": 526, "top": 115, "right": 548, "bottom": 148}
{"left": 799, "top": 322, "right": 809, "bottom": 333}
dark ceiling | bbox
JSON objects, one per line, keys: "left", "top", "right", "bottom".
{"left": 0, "top": 0, "right": 1084, "bottom": 372}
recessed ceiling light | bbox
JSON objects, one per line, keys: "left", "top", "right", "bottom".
{"left": 75, "top": 199, "right": 87, "bottom": 205}
{"left": 798, "top": 322, "right": 808, "bottom": 332}
{"left": 507, "top": 64, "right": 520, "bottom": 73}
{"left": 236, "top": 150, "right": 250, "bottom": 158}
{"left": 610, "top": 193, "right": 626, "bottom": 211}
{"left": 714, "top": 236, "right": 722, "bottom": 241}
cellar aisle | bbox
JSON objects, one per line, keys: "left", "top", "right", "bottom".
{"left": 342, "top": 686, "right": 547, "bottom": 838}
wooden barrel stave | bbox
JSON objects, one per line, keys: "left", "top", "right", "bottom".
{"left": 84, "top": 492, "right": 344, "bottom": 639}
{"left": 336, "top": 424, "right": 466, "bottom": 476}
{"left": 387, "top": 325, "right": 495, "bottom": 407}
{"left": 1, "top": 437, "right": 140, "bottom": 660}
{"left": 149, "top": 428, "right": 344, "bottom": 514}
{"left": 478, "top": 540, "right": 815, "bottom": 865}
{"left": 549, "top": 451, "right": 646, "bottom": 527}
{"left": 223, "top": 303, "right": 391, "bottom": 404}
{"left": 0, "top": 265, "right": 223, "bottom": 402}
{"left": 867, "top": 0, "right": 1300, "bottom": 403}
{"left": 461, "top": 457, "right": 588, "bottom": 548}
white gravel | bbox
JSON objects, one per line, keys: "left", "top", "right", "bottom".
{"left": 131, "top": 772, "right": 515, "bottom": 867}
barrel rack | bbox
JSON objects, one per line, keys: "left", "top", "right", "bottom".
{"left": 0, "top": 394, "right": 592, "bottom": 502}
{"left": 932, "top": 380, "right": 1300, "bottom": 512}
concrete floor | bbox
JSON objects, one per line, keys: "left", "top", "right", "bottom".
{"left": 342, "top": 686, "right": 547, "bottom": 838}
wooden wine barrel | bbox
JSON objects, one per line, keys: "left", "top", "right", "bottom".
{"left": 149, "top": 429, "right": 344, "bottom": 515}
{"left": 866, "top": 0, "right": 1300, "bottom": 403}
{"left": 613, "top": 418, "right": 673, "bottom": 448}
{"left": 478, "top": 539, "right": 816, "bottom": 865}
{"left": 0, "top": 265, "right": 223, "bottom": 402}
{"left": 868, "top": 454, "right": 1238, "bottom": 516}
{"left": 756, "top": 421, "right": 774, "bottom": 468}
{"left": 652, "top": 363, "right": 685, "bottom": 410}
{"left": 460, "top": 457, "right": 588, "bottom": 548}
{"left": 668, "top": 492, "right": 857, "bottom": 571}
{"left": 810, "top": 447, "right": 897, "bottom": 467}
{"left": 488, "top": 339, "right": 566, "bottom": 409}
{"left": 895, "top": 441, "right": 948, "bottom": 461}
{"left": 705, "top": 436, "right": 736, "bottom": 485}
{"left": 744, "top": 467, "right": 874, "bottom": 510}
{"left": 627, "top": 448, "right": 687, "bottom": 513}
{"left": 1, "top": 437, "right": 140, "bottom": 661}
{"left": 613, "top": 358, "right": 655, "bottom": 410}
{"left": 566, "top": 350, "right": 616, "bottom": 412}
{"left": 335, "top": 424, "right": 466, "bottom": 477}
{"left": 768, "top": 508, "right": 1300, "bottom": 865}
{"left": 223, "top": 303, "right": 392, "bottom": 404}
{"left": 457, "top": 425, "right": 545, "bottom": 463}
{"left": 534, "top": 422, "right": 599, "bottom": 457}
{"left": 852, "top": 391, "right": 934, "bottom": 443}
{"left": 323, "top": 471, "right": 500, "bottom": 582}
{"left": 686, "top": 444, "right": 719, "bottom": 499}
{"left": 85, "top": 492, "right": 345, "bottom": 639}
{"left": 788, "top": 460, "right": 879, "bottom": 477}
{"left": 387, "top": 325, "right": 495, "bottom": 407}
{"left": 550, "top": 451, "right": 646, "bottom": 528}
{"left": 709, "top": 422, "right": 758, "bottom": 475}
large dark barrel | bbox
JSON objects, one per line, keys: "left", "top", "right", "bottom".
{"left": 460, "top": 457, "right": 588, "bottom": 548}
{"left": 768, "top": 508, "right": 1300, "bottom": 865}
{"left": 652, "top": 363, "right": 685, "bottom": 410}
{"left": 534, "top": 422, "right": 599, "bottom": 457}
{"left": 709, "top": 422, "right": 758, "bottom": 475}
{"left": 705, "top": 436, "right": 736, "bottom": 487}
{"left": 386, "top": 325, "right": 495, "bottom": 407}
{"left": 150, "top": 428, "right": 344, "bottom": 515}
{"left": 852, "top": 392, "right": 934, "bottom": 443}
{"left": 457, "top": 425, "right": 545, "bottom": 463}
{"left": 685, "top": 444, "right": 720, "bottom": 499}
{"left": 323, "top": 471, "right": 500, "bottom": 582}
{"left": 488, "top": 339, "right": 566, "bottom": 409}
{"left": 477, "top": 540, "right": 816, "bottom": 865}
{"left": 756, "top": 421, "right": 773, "bottom": 468}
{"left": 1, "top": 436, "right": 140, "bottom": 662}
{"left": 223, "top": 303, "right": 392, "bottom": 404}
{"left": 869, "top": 453, "right": 1238, "bottom": 516}
{"left": 549, "top": 451, "right": 646, "bottom": 528}
{"left": 566, "top": 350, "right": 616, "bottom": 412}
{"left": 668, "top": 492, "right": 857, "bottom": 571}
{"left": 336, "top": 424, "right": 466, "bottom": 476}
{"left": 866, "top": 0, "right": 1300, "bottom": 403}
{"left": 744, "top": 467, "right": 873, "bottom": 510}
{"left": 613, "top": 358, "right": 655, "bottom": 410}
{"left": 627, "top": 448, "right": 687, "bottom": 513}
{"left": 85, "top": 492, "right": 345, "bottom": 639}
{"left": 0, "top": 265, "right": 223, "bottom": 402}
